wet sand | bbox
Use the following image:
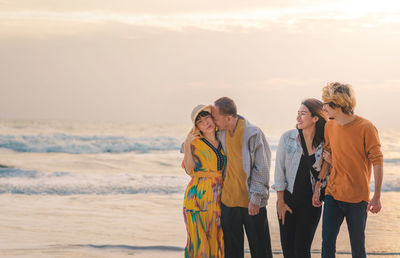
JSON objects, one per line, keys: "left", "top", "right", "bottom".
{"left": 0, "top": 192, "right": 399, "bottom": 257}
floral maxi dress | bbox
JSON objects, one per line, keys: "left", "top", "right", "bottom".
{"left": 183, "top": 137, "right": 226, "bottom": 258}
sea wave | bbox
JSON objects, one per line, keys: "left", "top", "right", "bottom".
{"left": 0, "top": 134, "right": 182, "bottom": 153}
{"left": 0, "top": 168, "right": 187, "bottom": 195}
{"left": 1, "top": 168, "right": 400, "bottom": 195}
{"left": 0, "top": 133, "right": 282, "bottom": 154}
{"left": 383, "top": 158, "right": 400, "bottom": 164}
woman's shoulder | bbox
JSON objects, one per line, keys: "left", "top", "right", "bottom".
{"left": 277, "top": 129, "right": 299, "bottom": 153}
{"left": 191, "top": 137, "right": 217, "bottom": 150}
{"left": 190, "top": 137, "right": 203, "bottom": 146}
{"left": 280, "top": 129, "right": 298, "bottom": 140}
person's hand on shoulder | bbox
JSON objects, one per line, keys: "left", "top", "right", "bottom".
{"left": 184, "top": 129, "right": 200, "bottom": 148}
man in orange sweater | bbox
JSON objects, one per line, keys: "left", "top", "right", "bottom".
{"left": 312, "top": 82, "right": 383, "bottom": 258}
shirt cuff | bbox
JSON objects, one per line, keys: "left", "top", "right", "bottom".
{"left": 271, "top": 183, "right": 287, "bottom": 192}
{"left": 249, "top": 193, "right": 262, "bottom": 206}
{"left": 372, "top": 157, "right": 384, "bottom": 166}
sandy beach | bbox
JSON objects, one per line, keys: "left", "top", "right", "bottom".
{"left": 1, "top": 192, "right": 399, "bottom": 257}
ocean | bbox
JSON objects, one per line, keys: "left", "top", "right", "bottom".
{"left": 0, "top": 119, "right": 399, "bottom": 257}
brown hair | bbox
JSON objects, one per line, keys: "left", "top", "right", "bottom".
{"left": 214, "top": 97, "right": 237, "bottom": 117}
{"left": 301, "top": 98, "right": 327, "bottom": 148}
{"left": 322, "top": 82, "right": 356, "bottom": 115}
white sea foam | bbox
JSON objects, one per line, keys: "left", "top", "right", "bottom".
{"left": 0, "top": 134, "right": 182, "bottom": 153}
{"left": 0, "top": 167, "right": 189, "bottom": 195}
{"left": 0, "top": 120, "right": 399, "bottom": 196}
{"left": 1, "top": 167, "right": 399, "bottom": 195}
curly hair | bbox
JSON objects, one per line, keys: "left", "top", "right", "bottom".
{"left": 322, "top": 82, "right": 356, "bottom": 115}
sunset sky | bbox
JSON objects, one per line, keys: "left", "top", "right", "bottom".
{"left": 1, "top": 0, "right": 399, "bottom": 128}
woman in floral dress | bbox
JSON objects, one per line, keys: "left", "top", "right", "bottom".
{"left": 182, "top": 104, "right": 226, "bottom": 258}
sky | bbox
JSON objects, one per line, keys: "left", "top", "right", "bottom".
{"left": 1, "top": 0, "right": 400, "bottom": 128}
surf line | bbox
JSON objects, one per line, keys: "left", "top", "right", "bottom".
{"left": 67, "top": 245, "right": 400, "bottom": 255}
{"left": 70, "top": 244, "right": 184, "bottom": 252}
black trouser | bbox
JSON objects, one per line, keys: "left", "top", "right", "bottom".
{"left": 278, "top": 191, "right": 322, "bottom": 258}
{"left": 221, "top": 202, "right": 273, "bottom": 258}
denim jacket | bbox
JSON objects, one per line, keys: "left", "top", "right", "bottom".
{"left": 272, "top": 129, "right": 324, "bottom": 194}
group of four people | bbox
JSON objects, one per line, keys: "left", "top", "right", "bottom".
{"left": 181, "top": 82, "right": 383, "bottom": 258}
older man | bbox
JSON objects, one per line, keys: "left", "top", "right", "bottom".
{"left": 212, "top": 97, "right": 273, "bottom": 258}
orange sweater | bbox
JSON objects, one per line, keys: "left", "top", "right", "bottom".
{"left": 324, "top": 116, "right": 383, "bottom": 203}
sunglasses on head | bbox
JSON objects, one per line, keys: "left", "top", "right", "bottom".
{"left": 323, "top": 102, "right": 339, "bottom": 108}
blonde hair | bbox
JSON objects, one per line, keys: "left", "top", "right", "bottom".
{"left": 322, "top": 82, "right": 356, "bottom": 115}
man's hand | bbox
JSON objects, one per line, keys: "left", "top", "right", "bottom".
{"left": 248, "top": 202, "right": 260, "bottom": 216}
{"left": 368, "top": 165, "right": 383, "bottom": 214}
{"left": 312, "top": 183, "right": 323, "bottom": 207}
{"left": 367, "top": 194, "right": 382, "bottom": 214}
{"left": 323, "top": 150, "right": 332, "bottom": 165}
{"left": 277, "top": 199, "right": 293, "bottom": 225}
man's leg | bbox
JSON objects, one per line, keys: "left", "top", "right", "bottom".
{"left": 344, "top": 201, "right": 368, "bottom": 258}
{"left": 243, "top": 207, "right": 273, "bottom": 258}
{"left": 221, "top": 203, "right": 244, "bottom": 258}
{"left": 322, "top": 195, "right": 345, "bottom": 258}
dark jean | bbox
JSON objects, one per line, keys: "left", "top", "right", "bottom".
{"left": 221, "top": 203, "right": 273, "bottom": 258}
{"left": 322, "top": 195, "right": 368, "bottom": 258}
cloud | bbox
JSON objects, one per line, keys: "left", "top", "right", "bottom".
{"left": 0, "top": 1, "right": 399, "bottom": 127}
{"left": 2, "top": 1, "right": 400, "bottom": 37}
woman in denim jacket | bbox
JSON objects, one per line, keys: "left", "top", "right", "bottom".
{"left": 273, "top": 98, "right": 330, "bottom": 258}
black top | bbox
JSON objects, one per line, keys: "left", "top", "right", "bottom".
{"left": 286, "top": 154, "right": 316, "bottom": 207}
